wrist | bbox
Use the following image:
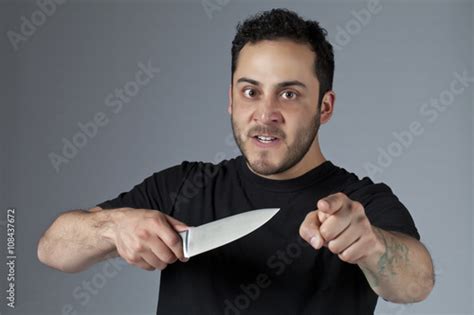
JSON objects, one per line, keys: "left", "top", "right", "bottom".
{"left": 94, "top": 208, "right": 126, "bottom": 248}
{"left": 357, "top": 226, "right": 386, "bottom": 269}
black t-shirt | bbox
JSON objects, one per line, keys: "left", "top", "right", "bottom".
{"left": 96, "top": 156, "right": 420, "bottom": 315}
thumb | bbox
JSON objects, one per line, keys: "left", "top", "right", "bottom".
{"left": 299, "top": 210, "right": 324, "bottom": 250}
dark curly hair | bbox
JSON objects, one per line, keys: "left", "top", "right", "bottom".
{"left": 231, "top": 8, "right": 334, "bottom": 107}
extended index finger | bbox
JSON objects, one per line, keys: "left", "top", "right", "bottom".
{"left": 317, "top": 192, "right": 347, "bottom": 215}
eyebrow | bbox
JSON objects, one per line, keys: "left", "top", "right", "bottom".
{"left": 236, "top": 77, "right": 307, "bottom": 90}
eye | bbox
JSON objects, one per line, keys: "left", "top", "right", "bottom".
{"left": 243, "top": 88, "right": 258, "bottom": 98}
{"left": 281, "top": 90, "right": 298, "bottom": 100}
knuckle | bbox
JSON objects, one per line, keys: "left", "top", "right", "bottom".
{"left": 356, "top": 214, "right": 366, "bottom": 223}
{"left": 340, "top": 251, "right": 356, "bottom": 263}
{"left": 133, "top": 243, "right": 145, "bottom": 253}
{"left": 162, "top": 253, "right": 177, "bottom": 264}
{"left": 127, "top": 254, "right": 141, "bottom": 264}
{"left": 327, "top": 241, "right": 339, "bottom": 253}
{"left": 339, "top": 251, "right": 349, "bottom": 261}
{"left": 150, "top": 215, "right": 165, "bottom": 227}
{"left": 319, "top": 227, "right": 329, "bottom": 240}
{"left": 167, "top": 234, "right": 181, "bottom": 247}
{"left": 362, "top": 217, "right": 371, "bottom": 229}
{"left": 136, "top": 229, "right": 150, "bottom": 240}
{"left": 158, "top": 263, "right": 168, "bottom": 271}
{"left": 299, "top": 225, "right": 312, "bottom": 239}
{"left": 352, "top": 201, "right": 364, "bottom": 213}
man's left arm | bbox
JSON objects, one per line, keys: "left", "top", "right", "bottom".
{"left": 299, "top": 192, "right": 435, "bottom": 303}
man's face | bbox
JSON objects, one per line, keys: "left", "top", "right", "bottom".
{"left": 229, "top": 39, "right": 322, "bottom": 176}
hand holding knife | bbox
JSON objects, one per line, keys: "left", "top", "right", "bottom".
{"left": 108, "top": 207, "right": 279, "bottom": 271}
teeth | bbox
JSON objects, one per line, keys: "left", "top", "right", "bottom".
{"left": 257, "top": 135, "right": 276, "bottom": 143}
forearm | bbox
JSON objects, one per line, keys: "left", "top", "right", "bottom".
{"left": 37, "top": 209, "right": 119, "bottom": 273}
{"left": 358, "top": 226, "right": 434, "bottom": 303}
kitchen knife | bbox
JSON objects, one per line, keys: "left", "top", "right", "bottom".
{"left": 178, "top": 208, "right": 280, "bottom": 258}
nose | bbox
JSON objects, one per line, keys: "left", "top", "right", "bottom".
{"left": 253, "top": 98, "right": 284, "bottom": 125}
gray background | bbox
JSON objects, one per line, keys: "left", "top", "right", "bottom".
{"left": 1, "top": 0, "right": 472, "bottom": 314}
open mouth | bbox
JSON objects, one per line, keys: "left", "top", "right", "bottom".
{"left": 254, "top": 135, "right": 278, "bottom": 144}
{"left": 250, "top": 134, "right": 282, "bottom": 148}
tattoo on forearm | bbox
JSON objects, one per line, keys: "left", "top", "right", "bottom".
{"left": 363, "top": 266, "right": 380, "bottom": 288}
{"left": 375, "top": 228, "right": 409, "bottom": 280}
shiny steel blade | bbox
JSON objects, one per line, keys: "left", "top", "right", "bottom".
{"left": 179, "top": 208, "right": 279, "bottom": 258}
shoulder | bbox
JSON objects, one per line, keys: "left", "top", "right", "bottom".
{"left": 329, "top": 163, "right": 420, "bottom": 239}
{"left": 328, "top": 163, "right": 397, "bottom": 203}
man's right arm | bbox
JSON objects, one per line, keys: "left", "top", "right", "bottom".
{"left": 37, "top": 207, "right": 189, "bottom": 273}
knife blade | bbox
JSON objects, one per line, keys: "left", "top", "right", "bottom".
{"left": 178, "top": 208, "right": 280, "bottom": 258}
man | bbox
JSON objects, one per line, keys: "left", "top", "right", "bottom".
{"left": 38, "top": 8, "right": 434, "bottom": 314}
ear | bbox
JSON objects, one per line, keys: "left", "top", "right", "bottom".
{"left": 227, "top": 84, "right": 232, "bottom": 115}
{"left": 319, "top": 90, "right": 335, "bottom": 125}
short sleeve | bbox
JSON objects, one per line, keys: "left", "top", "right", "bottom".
{"left": 96, "top": 161, "right": 196, "bottom": 214}
{"left": 342, "top": 176, "right": 420, "bottom": 240}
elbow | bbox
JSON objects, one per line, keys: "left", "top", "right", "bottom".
{"left": 401, "top": 241, "right": 436, "bottom": 303}
{"left": 401, "top": 281, "right": 434, "bottom": 304}
{"left": 378, "top": 267, "right": 435, "bottom": 304}
{"left": 37, "top": 236, "right": 59, "bottom": 271}
{"left": 413, "top": 256, "right": 436, "bottom": 302}
{"left": 37, "top": 236, "right": 83, "bottom": 273}
{"left": 392, "top": 270, "right": 435, "bottom": 304}
{"left": 37, "top": 213, "right": 82, "bottom": 273}
{"left": 414, "top": 272, "right": 435, "bottom": 302}
{"left": 37, "top": 236, "right": 50, "bottom": 267}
